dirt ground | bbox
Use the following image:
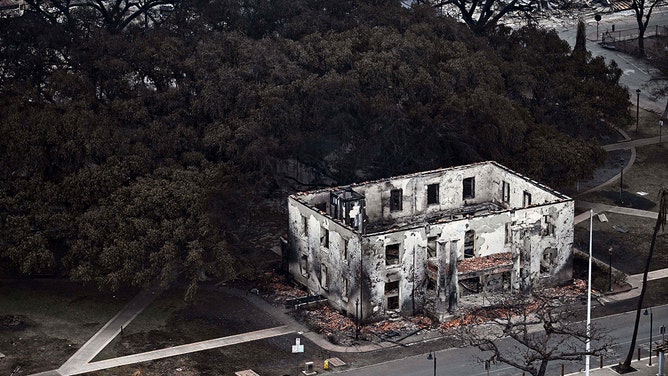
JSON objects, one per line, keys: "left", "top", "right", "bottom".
{"left": 0, "top": 279, "right": 136, "bottom": 375}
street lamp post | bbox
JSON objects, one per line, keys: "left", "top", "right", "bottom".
{"left": 660, "top": 120, "right": 664, "bottom": 144}
{"left": 355, "top": 298, "right": 360, "bottom": 340}
{"left": 608, "top": 247, "right": 613, "bottom": 292}
{"left": 636, "top": 89, "right": 641, "bottom": 133}
{"left": 644, "top": 308, "right": 653, "bottom": 366}
{"left": 619, "top": 157, "right": 625, "bottom": 204}
{"left": 427, "top": 351, "right": 437, "bottom": 376}
{"left": 595, "top": 14, "right": 601, "bottom": 41}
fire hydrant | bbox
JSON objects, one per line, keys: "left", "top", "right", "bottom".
{"left": 324, "top": 359, "right": 329, "bottom": 370}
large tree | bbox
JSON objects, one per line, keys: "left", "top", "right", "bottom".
{"left": 23, "top": 0, "right": 177, "bottom": 32}
{"left": 414, "top": 0, "right": 583, "bottom": 34}
{"left": 455, "top": 292, "right": 612, "bottom": 376}
{"left": 0, "top": 1, "right": 633, "bottom": 293}
{"left": 629, "top": 0, "right": 664, "bottom": 58}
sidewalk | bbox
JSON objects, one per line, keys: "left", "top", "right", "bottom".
{"left": 222, "top": 286, "right": 392, "bottom": 353}
{"left": 567, "top": 357, "right": 661, "bottom": 376}
{"left": 574, "top": 202, "right": 658, "bottom": 225}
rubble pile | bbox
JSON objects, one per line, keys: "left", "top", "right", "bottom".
{"left": 542, "top": 278, "right": 588, "bottom": 300}
{"left": 266, "top": 274, "right": 307, "bottom": 303}
{"left": 410, "top": 315, "right": 435, "bottom": 328}
{"left": 300, "top": 306, "right": 356, "bottom": 336}
{"left": 361, "top": 314, "right": 435, "bottom": 341}
{"left": 440, "top": 279, "right": 591, "bottom": 331}
{"left": 458, "top": 252, "right": 512, "bottom": 273}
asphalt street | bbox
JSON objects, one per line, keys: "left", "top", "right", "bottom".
{"left": 556, "top": 8, "right": 668, "bottom": 114}
{"left": 336, "top": 304, "right": 668, "bottom": 376}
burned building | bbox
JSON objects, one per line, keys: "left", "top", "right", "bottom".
{"left": 286, "top": 161, "right": 573, "bottom": 322}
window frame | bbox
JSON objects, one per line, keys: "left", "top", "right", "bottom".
{"left": 427, "top": 183, "right": 439, "bottom": 205}
{"left": 502, "top": 181, "right": 510, "bottom": 203}
{"left": 390, "top": 189, "right": 403, "bottom": 211}
{"left": 320, "top": 263, "right": 329, "bottom": 290}
{"left": 463, "top": 177, "right": 475, "bottom": 200}
{"left": 523, "top": 191, "right": 532, "bottom": 207}
{"left": 320, "top": 226, "right": 329, "bottom": 248}
{"left": 464, "top": 230, "right": 475, "bottom": 258}
{"left": 385, "top": 243, "right": 401, "bottom": 266}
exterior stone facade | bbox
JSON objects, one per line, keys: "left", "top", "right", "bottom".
{"left": 286, "top": 161, "right": 574, "bottom": 322}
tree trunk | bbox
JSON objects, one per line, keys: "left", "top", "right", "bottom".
{"left": 537, "top": 359, "right": 549, "bottom": 376}
{"left": 638, "top": 28, "right": 646, "bottom": 58}
{"left": 620, "top": 188, "right": 666, "bottom": 370}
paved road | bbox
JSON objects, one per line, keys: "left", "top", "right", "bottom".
{"left": 335, "top": 304, "right": 668, "bottom": 376}
{"left": 557, "top": 8, "right": 668, "bottom": 114}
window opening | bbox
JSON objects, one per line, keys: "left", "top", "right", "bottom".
{"left": 390, "top": 189, "right": 403, "bottom": 211}
{"left": 543, "top": 215, "right": 554, "bottom": 236}
{"left": 342, "top": 278, "right": 348, "bottom": 300}
{"left": 523, "top": 191, "right": 532, "bottom": 207}
{"left": 540, "top": 248, "right": 555, "bottom": 275}
{"left": 385, "top": 281, "right": 399, "bottom": 310}
{"left": 299, "top": 255, "right": 309, "bottom": 277}
{"left": 385, "top": 244, "right": 400, "bottom": 265}
{"left": 427, "top": 183, "right": 439, "bottom": 205}
{"left": 502, "top": 181, "right": 510, "bottom": 203}
{"left": 463, "top": 177, "right": 475, "bottom": 199}
{"left": 301, "top": 215, "right": 308, "bottom": 237}
{"left": 342, "top": 238, "right": 349, "bottom": 262}
{"left": 464, "top": 230, "right": 475, "bottom": 258}
{"left": 320, "top": 263, "right": 328, "bottom": 289}
{"left": 505, "top": 222, "right": 513, "bottom": 244}
{"left": 459, "top": 277, "right": 481, "bottom": 296}
{"left": 427, "top": 236, "right": 437, "bottom": 258}
{"left": 320, "top": 227, "right": 329, "bottom": 248}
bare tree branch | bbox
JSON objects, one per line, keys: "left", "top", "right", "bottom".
{"left": 454, "top": 292, "right": 612, "bottom": 376}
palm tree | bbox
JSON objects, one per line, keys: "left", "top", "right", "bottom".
{"left": 620, "top": 186, "right": 667, "bottom": 372}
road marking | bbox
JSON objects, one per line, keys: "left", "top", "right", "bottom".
{"left": 617, "top": 54, "right": 649, "bottom": 75}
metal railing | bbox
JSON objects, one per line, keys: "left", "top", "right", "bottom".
{"left": 601, "top": 24, "right": 668, "bottom": 42}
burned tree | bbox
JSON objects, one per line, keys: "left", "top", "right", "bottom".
{"left": 455, "top": 291, "right": 612, "bottom": 376}
{"left": 629, "top": 0, "right": 664, "bottom": 58}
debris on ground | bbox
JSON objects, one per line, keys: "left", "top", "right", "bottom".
{"left": 613, "top": 224, "right": 629, "bottom": 233}
{"left": 458, "top": 253, "right": 512, "bottom": 274}
{"left": 263, "top": 274, "right": 308, "bottom": 303}
{"left": 265, "top": 272, "right": 593, "bottom": 345}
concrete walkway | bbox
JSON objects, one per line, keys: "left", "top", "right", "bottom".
{"left": 221, "top": 286, "right": 392, "bottom": 353}
{"left": 567, "top": 358, "right": 662, "bottom": 376}
{"left": 65, "top": 326, "right": 294, "bottom": 375}
{"left": 29, "top": 286, "right": 299, "bottom": 376}
{"left": 603, "top": 135, "right": 666, "bottom": 151}
{"left": 574, "top": 201, "right": 658, "bottom": 225}
{"left": 601, "top": 268, "right": 668, "bottom": 304}
{"left": 57, "top": 284, "right": 164, "bottom": 374}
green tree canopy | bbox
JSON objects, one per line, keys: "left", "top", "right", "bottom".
{"left": 0, "top": 1, "right": 630, "bottom": 293}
